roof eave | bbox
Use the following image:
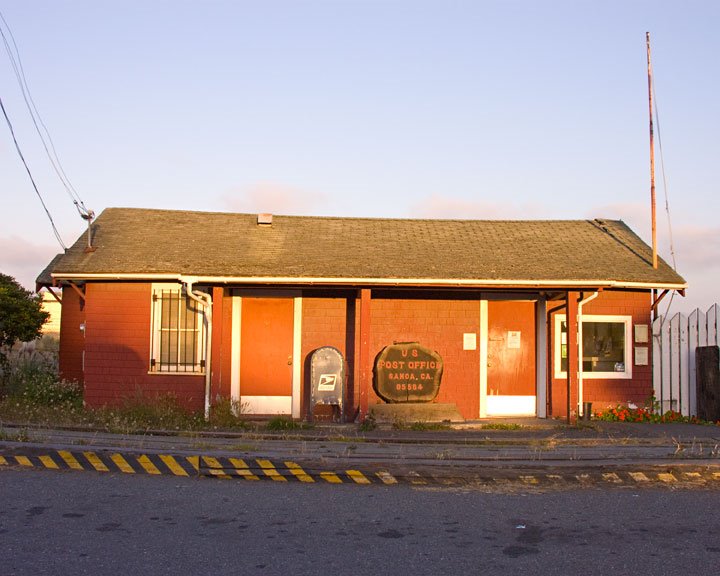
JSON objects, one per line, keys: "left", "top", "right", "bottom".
{"left": 50, "top": 272, "right": 688, "bottom": 292}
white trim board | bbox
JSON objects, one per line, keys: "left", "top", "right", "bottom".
{"left": 292, "top": 297, "right": 303, "bottom": 419}
{"left": 230, "top": 296, "right": 241, "bottom": 402}
{"left": 479, "top": 300, "right": 488, "bottom": 418}
{"left": 240, "top": 396, "right": 292, "bottom": 415}
{"left": 486, "top": 396, "right": 537, "bottom": 417}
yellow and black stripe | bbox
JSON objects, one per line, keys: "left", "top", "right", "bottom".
{"left": 2, "top": 450, "right": 720, "bottom": 487}
{"left": 0, "top": 450, "right": 397, "bottom": 485}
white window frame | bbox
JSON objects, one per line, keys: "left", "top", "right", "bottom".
{"left": 149, "top": 284, "right": 206, "bottom": 374}
{"left": 553, "top": 314, "right": 632, "bottom": 379}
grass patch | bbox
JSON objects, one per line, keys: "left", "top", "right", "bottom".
{"left": 479, "top": 422, "right": 523, "bottom": 430}
{"left": 409, "top": 421, "right": 451, "bottom": 431}
{"left": 264, "top": 416, "right": 312, "bottom": 432}
{"left": 0, "top": 356, "right": 257, "bottom": 433}
{"left": 0, "top": 427, "right": 30, "bottom": 442}
{"left": 359, "top": 413, "right": 377, "bottom": 432}
{"left": 392, "top": 420, "right": 452, "bottom": 431}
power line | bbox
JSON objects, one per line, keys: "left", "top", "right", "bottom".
{"left": 652, "top": 86, "right": 677, "bottom": 271}
{"left": 0, "top": 94, "right": 67, "bottom": 250}
{"left": 0, "top": 9, "right": 92, "bottom": 218}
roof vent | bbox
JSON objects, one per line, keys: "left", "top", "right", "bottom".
{"left": 257, "top": 213, "right": 273, "bottom": 227}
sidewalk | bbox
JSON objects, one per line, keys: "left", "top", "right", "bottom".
{"left": 3, "top": 419, "right": 720, "bottom": 470}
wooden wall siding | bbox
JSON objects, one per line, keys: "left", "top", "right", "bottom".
{"left": 549, "top": 290, "right": 653, "bottom": 416}
{"left": 368, "top": 299, "right": 481, "bottom": 420}
{"left": 82, "top": 283, "right": 205, "bottom": 410}
{"left": 210, "top": 287, "right": 234, "bottom": 400}
{"left": 653, "top": 304, "right": 720, "bottom": 416}
{"left": 58, "top": 286, "right": 85, "bottom": 385}
{"left": 301, "top": 297, "right": 351, "bottom": 419}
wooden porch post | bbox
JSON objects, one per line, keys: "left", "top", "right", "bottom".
{"left": 358, "top": 288, "right": 372, "bottom": 421}
{"left": 566, "top": 291, "right": 579, "bottom": 424}
{"left": 211, "top": 287, "right": 225, "bottom": 399}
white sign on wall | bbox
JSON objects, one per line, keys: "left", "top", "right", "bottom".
{"left": 635, "top": 347, "right": 649, "bottom": 366}
{"left": 507, "top": 331, "right": 521, "bottom": 349}
{"left": 463, "top": 333, "right": 477, "bottom": 351}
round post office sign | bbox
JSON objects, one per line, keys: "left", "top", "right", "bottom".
{"left": 373, "top": 342, "right": 443, "bottom": 403}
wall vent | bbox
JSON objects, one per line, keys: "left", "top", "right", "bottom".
{"left": 257, "top": 213, "right": 273, "bottom": 226}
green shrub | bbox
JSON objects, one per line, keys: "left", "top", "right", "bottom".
{"left": 107, "top": 392, "right": 203, "bottom": 431}
{"left": 358, "top": 412, "right": 377, "bottom": 432}
{"left": 1, "top": 356, "right": 81, "bottom": 408}
{"left": 265, "top": 416, "right": 309, "bottom": 431}
{"left": 208, "top": 396, "right": 252, "bottom": 430}
{"left": 480, "top": 422, "right": 522, "bottom": 430}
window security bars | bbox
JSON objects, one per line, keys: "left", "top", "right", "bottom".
{"left": 150, "top": 289, "right": 206, "bottom": 373}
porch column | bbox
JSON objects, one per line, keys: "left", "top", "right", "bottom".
{"left": 358, "top": 288, "right": 372, "bottom": 421}
{"left": 211, "top": 287, "right": 225, "bottom": 399}
{"left": 535, "top": 297, "right": 547, "bottom": 418}
{"left": 566, "top": 291, "right": 580, "bottom": 423}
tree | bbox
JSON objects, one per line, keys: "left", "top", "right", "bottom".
{"left": 0, "top": 273, "right": 49, "bottom": 369}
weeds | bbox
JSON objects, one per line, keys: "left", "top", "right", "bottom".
{"left": 358, "top": 412, "right": 377, "bottom": 432}
{"left": 207, "top": 397, "right": 252, "bottom": 431}
{"left": 480, "top": 422, "right": 523, "bottom": 431}
{"left": 407, "top": 421, "right": 451, "bottom": 431}
{"left": 0, "top": 427, "right": 30, "bottom": 442}
{"left": 265, "top": 416, "right": 311, "bottom": 432}
{"left": 0, "top": 356, "right": 260, "bottom": 433}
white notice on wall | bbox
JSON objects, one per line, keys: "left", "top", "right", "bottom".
{"left": 634, "top": 324, "right": 649, "bottom": 343}
{"left": 507, "top": 331, "right": 521, "bottom": 349}
{"left": 463, "top": 333, "right": 477, "bottom": 351}
{"left": 635, "top": 347, "right": 649, "bottom": 366}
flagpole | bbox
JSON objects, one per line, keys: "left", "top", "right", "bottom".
{"left": 647, "top": 32, "right": 658, "bottom": 269}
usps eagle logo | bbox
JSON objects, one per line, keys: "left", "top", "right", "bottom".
{"left": 317, "top": 374, "right": 337, "bottom": 391}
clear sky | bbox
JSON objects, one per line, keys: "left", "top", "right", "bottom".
{"left": 1, "top": 0, "right": 718, "bottom": 314}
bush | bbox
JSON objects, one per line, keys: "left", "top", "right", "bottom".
{"left": 595, "top": 404, "right": 720, "bottom": 425}
{"left": 208, "top": 396, "right": 251, "bottom": 430}
{"left": 1, "top": 356, "right": 81, "bottom": 408}
{"left": 105, "top": 392, "right": 203, "bottom": 432}
{"left": 0, "top": 274, "right": 49, "bottom": 371}
{"left": 358, "top": 412, "right": 377, "bottom": 431}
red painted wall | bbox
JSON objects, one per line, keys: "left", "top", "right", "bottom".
{"left": 549, "top": 290, "right": 653, "bottom": 417}
{"left": 58, "top": 286, "right": 85, "bottom": 385}
{"left": 210, "top": 287, "right": 234, "bottom": 400}
{"left": 368, "top": 299, "right": 481, "bottom": 420}
{"left": 82, "top": 283, "right": 205, "bottom": 410}
{"left": 68, "top": 283, "right": 653, "bottom": 421}
{"left": 301, "top": 297, "right": 351, "bottom": 420}
{"left": 300, "top": 297, "right": 482, "bottom": 420}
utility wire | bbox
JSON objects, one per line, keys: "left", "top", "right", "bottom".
{"left": 652, "top": 84, "right": 677, "bottom": 271}
{"left": 0, "top": 94, "right": 67, "bottom": 250}
{"left": 649, "top": 68, "right": 678, "bottom": 321}
{"left": 0, "top": 10, "right": 91, "bottom": 218}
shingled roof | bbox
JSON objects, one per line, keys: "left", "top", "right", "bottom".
{"left": 42, "top": 207, "right": 686, "bottom": 289}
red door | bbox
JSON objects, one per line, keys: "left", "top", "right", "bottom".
{"left": 240, "top": 298, "right": 294, "bottom": 397}
{"left": 486, "top": 301, "right": 536, "bottom": 415}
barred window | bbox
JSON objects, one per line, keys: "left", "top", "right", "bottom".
{"left": 150, "top": 287, "right": 206, "bottom": 373}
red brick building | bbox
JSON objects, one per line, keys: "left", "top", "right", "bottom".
{"left": 38, "top": 208, "right": 686, "bottom": 421}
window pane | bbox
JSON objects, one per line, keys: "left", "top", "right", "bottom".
{"left": 583, "top": 322, "right": 625, "bottom": 373}
{"left": 153, "top": 289, "right": 204, "bottom": 372}
{"left": 559, "top": 320, "right": 626, "bottom": 374}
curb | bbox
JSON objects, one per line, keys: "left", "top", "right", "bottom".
{"left": 2, "top": 447, "right": 720, "bottom": 490}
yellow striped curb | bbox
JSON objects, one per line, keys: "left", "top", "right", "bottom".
{"left": 1, "top": 450, "right": 720, "bottom": 488}
{"left": 0, "top": 450, "right": 397, "bottom": 485}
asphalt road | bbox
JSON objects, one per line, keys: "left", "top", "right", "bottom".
{"left": 1, "top": 467, "right": 719, "bottom": 576}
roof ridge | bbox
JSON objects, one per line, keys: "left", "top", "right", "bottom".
{"left": 101, "top": 207, "right": 621, "bottom": 225}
